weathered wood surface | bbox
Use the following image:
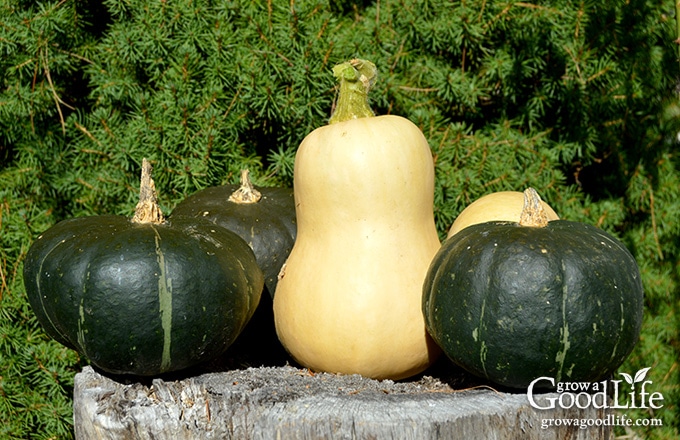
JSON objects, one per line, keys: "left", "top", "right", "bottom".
{"left": 74, "top": 364, "right": 612, "bottom": 440}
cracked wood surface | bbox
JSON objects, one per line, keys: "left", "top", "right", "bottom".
{"left": 74, "top": 365, "right": 612, "bottom": 439}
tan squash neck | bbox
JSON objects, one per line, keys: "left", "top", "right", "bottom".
{"left": 229, "top": 169, "right": 262, "bottom": 204}
{"left": 518, "top": 187, "right": 549, "bottom": 227}
{"left": 132, "top": 158, "right": 165, "bottom": 224}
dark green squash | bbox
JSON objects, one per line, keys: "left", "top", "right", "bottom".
{"left": 170, "top": 169, "right": 296, "bottom": 297}
{"left": 23, "top": 159, "right": 264, "bottom": 376}
{"left": 422, "top": 188, "right": 644, "bottom": 389}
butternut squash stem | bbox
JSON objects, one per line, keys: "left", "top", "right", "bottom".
{"left": 229, "top": 169, "right": 262, "bottom": 204}
{"left": 328, "top": 58, "right": 377, "bottom": 124}
{"left": 132, "top": 158, "right": 165, "bottom": 224}
{"left": 518, "top": 187, "right": 549, "bottom": 228}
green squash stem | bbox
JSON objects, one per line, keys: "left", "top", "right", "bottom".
{"left": 518, "top": 187, "right": 549, "bottom": 228}
{"left": 132, "top": 158, "right": 165, "bottom": 224}
{"left": 228, "top": 169, "right": 262, "bottom": 204}
{"left": 328, "top": 58, "right": 377, "bottom": 124}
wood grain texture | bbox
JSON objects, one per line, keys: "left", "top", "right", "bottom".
{"left": 74, "top": 365, "right": 612, "bottom": 439}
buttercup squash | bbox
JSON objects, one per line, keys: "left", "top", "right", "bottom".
{"left": 273, "top": 59, "right": 441, "bottom": 380}
{"left": 424, "top": 188, "right": 644, "bottom": 388}
{"left": 171, "top": 169, "right": 296, "bottom": 297}
{"left": 23, "top": 159, "right": 263, "bottom": 376}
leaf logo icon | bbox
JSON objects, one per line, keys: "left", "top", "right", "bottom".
{"left": 634, "top": 367, "right": 651, "bottom": 384}
{"left": 619, "top": 367, "right": 651, "bottom": 390}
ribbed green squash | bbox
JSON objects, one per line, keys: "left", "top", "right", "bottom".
{"left": 171, "top": 169, "right": 296, "bottom": 297}
{"left": 422, "top": 188, "right": 644, "bottom": 389}
{"left": 23, "top": 160, "right": 264, "bottom": 376}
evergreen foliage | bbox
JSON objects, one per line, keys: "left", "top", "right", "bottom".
{"left": 1, "top": 0, "right": 678, "bottom": 438}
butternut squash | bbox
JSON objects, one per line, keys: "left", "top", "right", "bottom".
{"left": 447, "top": 190, "right": 559, "bottom": 238}
{"left": 273, "top": 59, "right": 441, "bottom": 380}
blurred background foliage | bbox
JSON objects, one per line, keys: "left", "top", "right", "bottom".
{"left": 1, "top": 0, "right": 678, "bottom": 438}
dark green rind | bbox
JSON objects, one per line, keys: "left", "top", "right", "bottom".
{"left": 23, "top": 215, "right": 263, "bottom": 376}
{"left": 170, "top": 184, "right": 297, "bottom": 296}
{"left": 423, "top": 220, "right": 644, "bottom": 389}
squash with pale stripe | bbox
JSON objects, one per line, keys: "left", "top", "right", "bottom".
{"left": 423, "top": 188, "right": 644, "bottom": 389}
{"left": 23, "top": 159, "right": 263, "bottom": 376}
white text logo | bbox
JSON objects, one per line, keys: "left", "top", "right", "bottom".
{"left": 527, "top": 367, "right": 664, "bottom": 410}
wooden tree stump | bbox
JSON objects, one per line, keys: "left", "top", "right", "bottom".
{"left": 74, "top": 364, "right": 613, "bottom": 439}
